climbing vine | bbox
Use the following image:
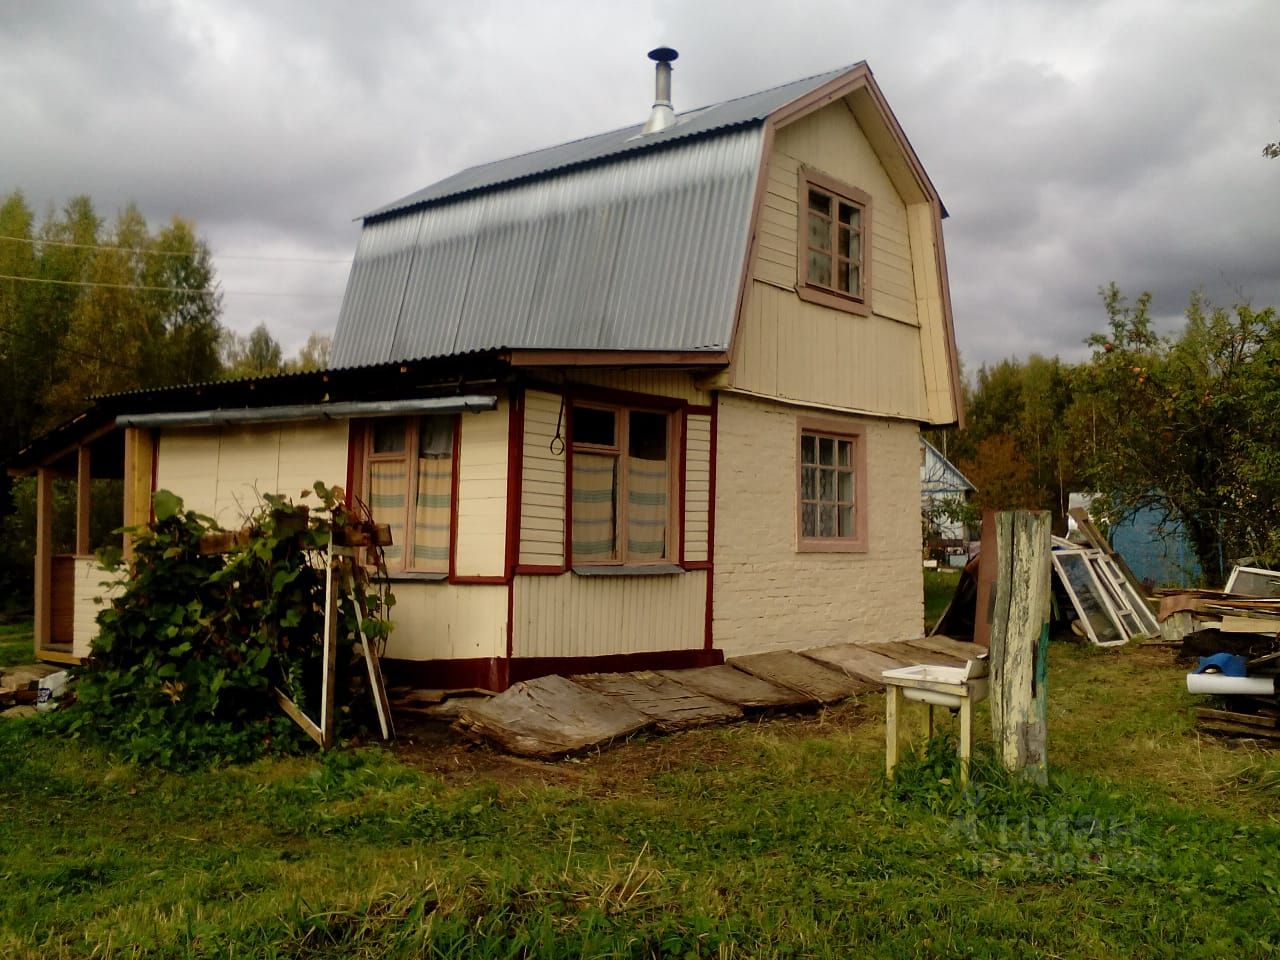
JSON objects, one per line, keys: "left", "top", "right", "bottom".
{"left": 56, "top": 483, "right": 394, "bottom": 768}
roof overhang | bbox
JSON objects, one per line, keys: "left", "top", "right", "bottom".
{"left": 116, "top": 395, "right": 498, "bottom": 430}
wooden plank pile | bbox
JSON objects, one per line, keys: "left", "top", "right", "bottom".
{"left": 451, "top": 637, "right": 987, "bottom": 758}
{"left": 1157, "top": 564, "right": 1280, "bottom": 741}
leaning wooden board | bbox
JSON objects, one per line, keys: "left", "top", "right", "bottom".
{"left": 907, "top": 635, "right": 986, "bottom": 661}
{"left": 660, "top": 665, "right": 815, "bottom": 710}
{"left": 574, "top": 671, "right": 743, "bottom": 731}
{"left": 801, "top": 644, "right": 906, "bottom": 686}
{"left": 455, "top": 675, "right": 650, "bottom": 757}
{"left": 728, "top": 650, "right": 866, "bottom": 704}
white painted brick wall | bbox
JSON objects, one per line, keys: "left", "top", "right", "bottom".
{"left": 712, "top": 392, "right": 923, "bottom": 657}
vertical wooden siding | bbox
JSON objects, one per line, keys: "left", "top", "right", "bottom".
{"left": 383, "top": 582, "right": 507, "bottom": 662}
{"left": 684, "top": 412, "right": 712, "bottom": 563}
{"left": 519, "top": 390, "right": 566, "bottom": 567}
{"left": 154, "top": 421, "right": 348, "bottom": 528}
{"left": 453, "top": 401, "right": 509, "bottom": 578}
{"left": 512, "top": 570, "right": 707, "bottom": 658}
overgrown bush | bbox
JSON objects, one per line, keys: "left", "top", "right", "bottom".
{"left": 56, "top": 484, "right": 393, "bottom": 768}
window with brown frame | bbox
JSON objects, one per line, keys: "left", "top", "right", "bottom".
{"left": 364, "top": 415, "right": 455, "bottom": 573}
{"left": 797, "top": 420, "right": 868, "bottom": 553}
{"left": 797, "top": 168, "right": 871, "bottom": 316}
{"left": 571, "top": 403, "right": 673, "bottom": 565}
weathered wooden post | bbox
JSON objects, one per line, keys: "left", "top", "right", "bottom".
{"left": 988, "top": 510, "right": 1051, "bottom": 783}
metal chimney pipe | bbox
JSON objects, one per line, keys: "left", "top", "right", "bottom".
{"left": 642, "top": 47, "right": 679, "bottom": 134}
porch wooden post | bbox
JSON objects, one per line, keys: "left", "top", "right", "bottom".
{"left": 121, "top": 428, "right": 155, "bottom": 561}
{"left": 75, "top": 445, "right": 92, "bottom": 556}
{"left": 33, "top": 467, "right": 54, "bottom": 654}
{"left": 988, "top": 510, "right": 1052, "bottom": 784}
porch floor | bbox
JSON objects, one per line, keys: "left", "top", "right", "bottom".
{"left": 450, "top": 636, "right": 982, "bottom": 758}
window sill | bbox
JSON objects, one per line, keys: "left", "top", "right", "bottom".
{"left": 382, "top": 571, "right": 449, "bottom": 582}
{"left": 796, "top": 283, "right": 871, "bottom": 317}
{"left": 796, "top": 539, "right": 868, "bottom": 554}
{"left": 571, "top": 563, "right": 684, "bottom": 577}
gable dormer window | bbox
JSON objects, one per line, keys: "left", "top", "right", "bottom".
{"left": 796, "top": 168, "right": 872, "bottom": 317}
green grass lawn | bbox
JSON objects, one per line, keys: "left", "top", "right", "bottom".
{"left": 923, "top": 567, "right": 961, "bottom": 629}
{"left": 0, "top": 620, "right": 33, "bottom": 668}
{"left": 3, "top": 640, "right": 1280, "bottom": 958}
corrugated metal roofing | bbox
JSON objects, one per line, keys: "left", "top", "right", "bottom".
{"left": 334, "top": 126, "right": 763, "bottom": 366}
{"left": 365, "top": 64, "right": 853, "bottom": 220}
{"left": 333, "top": 63, "right": 864, "bottom": 369}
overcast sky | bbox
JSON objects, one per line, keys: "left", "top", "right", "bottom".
{"left": 3, "top": 0, "right": 1277, "bottom": 371}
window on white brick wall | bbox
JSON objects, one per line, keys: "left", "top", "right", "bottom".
{"left": 796, "top": 418, "right": 868, "bottom": 553}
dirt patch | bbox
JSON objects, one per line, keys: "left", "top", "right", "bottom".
{"left": 390, "top": 698, "right": 874, "bottom": 791}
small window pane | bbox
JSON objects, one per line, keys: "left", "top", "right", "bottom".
{"left": 807, "top": 251, "right": 832, "bottom": 287}
{"left": 802, "top": 502, "right": 817, "bottom": 537}
{"left": 838, "top": 227, "right": 851, "bottom": 259}
{"left": 808, "top": 189, "right": 831, "bottom": 215}
{"left": 838, "top": 505, "right": 854, "bottom": 537}
{"left": 573, "top": 406, "right": 615, "bottom": 447}
{"left": 818, "top": 437, "right": 834, "bottom": 466}
{"left": 572, "top": 453, "right": 617, "bottom": 559}
{"left": 418, "top": 415, "right": 453, "bottom": 459}
{"left": 838, "top": 440, "right": 852, "bottom": 467}
{"left": 801, "top": 434, "right": 816, "bottom": 464}
{"left": 848, "top": 264, "right": 860, "bottom": 296}
{"left": 838, "top": 203, "right": 860, "bottom": 228}
{"left": 372, "top": 418, "right": 406, "bottom": 454}
{"left": 819, "top": 506, "right": 836, "bottom": 538}
{"left": 628, "top": 411, "right": 667, "bottom": 461}
{"left": 848, "top": 232, "right": 860, "bottom": 262}
{"left": 801, "top": 464, "right": 817, "bottom": 500}
{"left": 838, "top": 471, "right": 853, "bottom": 503}
{"left": 819, "top": 468, "right": 834, "bottom": 502}
{"left": 807, "top": 213, "right": 831, "bottom": 252}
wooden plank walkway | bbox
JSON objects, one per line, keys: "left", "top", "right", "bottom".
{"left": 453, "top": 637, "right": 984, "bottom": 758}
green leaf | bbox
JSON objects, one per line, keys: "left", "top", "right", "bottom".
{"left": 153, "top": 489, "right": 183, "bottom": 522}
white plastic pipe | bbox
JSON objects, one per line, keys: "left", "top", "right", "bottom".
{"left": 1186, "top": 673, "right": 1275, "bottom": 696}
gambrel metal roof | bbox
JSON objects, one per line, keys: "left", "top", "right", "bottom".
{"left": 332, "top": 66, "right": 855, "bottom": 368}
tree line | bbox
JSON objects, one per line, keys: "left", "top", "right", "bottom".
{"left": 932, "top": 284, "right": 1280, "bottom": 586}
{"left": 0, "top": 190, "right": 330, "bottom": 606}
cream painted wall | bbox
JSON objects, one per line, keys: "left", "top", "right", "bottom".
{"left": 712, "top": 392, "right": 923, "bottom": 657}
{"left": 453, "top": 401, "right": 510, "bottom": 578}
{"left": 383, "top": 582, "right": 507, "bottom": 661}
{"left": 730, "top": 96, "right": 957, "bottom": 424}
{"left": 684, "top": 412, "right": 712, "bottom": 563}
{"left": 155, "top": 420, "right": 348, "bottom": 528}
{"left": 512, "top": 570, "right": 706, "bottom": 658}
{"left": 519, "top": 390, "right": 566, "bottom": 567}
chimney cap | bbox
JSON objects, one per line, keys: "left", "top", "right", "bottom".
{"left": 648, "top": 46, "right": 679, "bottom": 63}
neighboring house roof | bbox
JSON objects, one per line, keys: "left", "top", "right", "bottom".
{"left": 920, "top": 438, "right": 975, "bottom": 495}
{"left": 333, "top": 60, "right": 944, "bottom": 370}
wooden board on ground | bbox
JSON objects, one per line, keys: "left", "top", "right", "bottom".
{"left": 1197, "top": 719, "right": 1280, "bottom": 741}
{"left": 728, "top": 650, "right": 865, "bottom": 704}
{"left": 574, "top": 671, "right": 743, "bottom": 731}
{"left": 660, "top": 665, "right": 815, "bottom": 710}
{"left": 866, "top": 640, "right": 960, "bottom": 666}
{"left": 908, "top": 635, "right": 987, "bottom": 661}
{"left": 891, "top": 641, "right": 968, "bottom": 667}
{"left": 801, "top": 644, "right": 905, "bottom": 686}
{"left": 455, "top": 675, "right": 650, "bottom": 757}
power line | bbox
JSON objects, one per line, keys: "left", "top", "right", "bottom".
{"left": 0, "top": 322, "right": 146, "bottom": 375}
{"left": 0, "top": 233, "right": 352, "bottom": 265}
{"left": 0, "top": 273, "right": 343, "bottom": 299}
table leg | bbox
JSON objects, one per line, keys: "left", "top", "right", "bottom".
{"left": 959, "top": 698, "right": 973, "bottom": 787}
{"left": 886, "top": 685, "right": 903, "bottom": 780}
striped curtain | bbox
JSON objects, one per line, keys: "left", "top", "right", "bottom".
{"left": 627, "top": 460, "right": 667, "bottom": 561}
{"left": 368, "top": 460, "right": 406, "bottom": 563}
{"left": 413, "top": 454, "right": 452, "bottom": 571}
{"left": 572, "top": 453, "right": 617, "bottom": 560}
